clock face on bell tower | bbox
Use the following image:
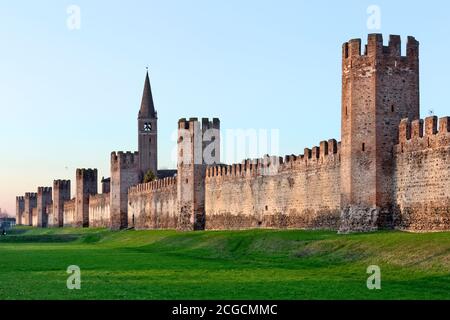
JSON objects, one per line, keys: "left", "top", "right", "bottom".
{"left": 143, "top": 122, "right": 152, "bottom": 132}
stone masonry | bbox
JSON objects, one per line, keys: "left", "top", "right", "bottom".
{"left": 177, "top": 118, "right": 221, "bottom": 231}
{"left": 110, "top": 152, "right": 140, "bottom": 230}
{"left": 52, "top": 180, "right": 71, "bottom": 227}
{"left": 36, "top": 187, "right": 52, "bottom": 228}
{"left": 340, "top": 34, "right": 420, "bottom": 232}
{"left": 75, "top": 169, "right": 97, "bottom": 228}
{"left": 23, "top": 193, "right": 37, "bottom": 226}
{"left": 16, "top": 34, "right": 450, "bottom": 233}
{"left": 15, "top": 196, "right": 25, "bottom": 226}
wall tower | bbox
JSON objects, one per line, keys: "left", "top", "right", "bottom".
{"left": 24, "top": 193, "right": 37, "bottom": 226}
{"left": 138, "top": 71, "right": 158, "bottom": 177}
{"left": 75, "top": 169, "right": 97, "bottom": 228}
{"left": 16, "top": 196, "right": 25, "bottom": 225}
{"left": 177, "top": 118, "right": 220, "bottom": 231}
{"left": 340, "top": 34, "right": 420, "bottom": 232}
{"left": 110, "top": 152, "right": 140, "bottom": 230}
{"left": 37, "top": 187, "right": 52, "bottom": 228}
{"left": 101, "top": 177, "right": 111, "bottom": 194}
{"left": 53, "top": 180, "right": 71, "bottom": 227}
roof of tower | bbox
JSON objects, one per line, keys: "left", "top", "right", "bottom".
{"left": 139, "top": 71, "right": 156, "bottom": 118}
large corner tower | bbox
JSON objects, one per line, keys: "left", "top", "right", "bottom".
{"left": 340, "top": 34, "right": 420, "bottom": 232}
{"left": 138, "top": 71, "right": 158, "bottom": 177}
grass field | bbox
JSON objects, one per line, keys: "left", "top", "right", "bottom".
{"left": 0, "top": 227, "right": 449, "bottom": 300}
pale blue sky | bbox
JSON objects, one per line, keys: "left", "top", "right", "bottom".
{"left": 1, "top": 0, "right": 449, "bottom": 214}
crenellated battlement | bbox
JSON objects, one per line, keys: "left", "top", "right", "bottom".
{"left": 54, "top": 180, "right": 71, "bottom": 189}
{"left": 25, "top": 192, "right": 37, "bottom": 199}
{"left": 299, "top": 139, "right": 340, "bottom": 161}
{"left": 76, "top": 168, "right": 98, "bottom": 178}
{"left": 178, "top": 117, "right": 220, "bottom": 131}
{"left": 284, "top": 139, "right": 340, "bottom": 166}
{"left": 89, "top": 193, "right": 109, "bottom": 204}
{"left": 37, "top": 187, "right": 52, "bottom": 194}
{"left": 18, "top": 34, "right": 450, "bottom": 233}
{"left": 129, "top": 177, "right": 177, "bottom": 195}
{"left": 343, "top": 34, "right": 419, "bottom": 60}
{"left": 111, "top": 151, "right": 139, "bottom": 167}
{"left": 207, "top": 139, "right": 341, "bottom": 179}
{"left": 396, "top": 116, "right": 450, "bottom": 152}
{"left": 63, "top": 198, "right": 76, "bottom": 210}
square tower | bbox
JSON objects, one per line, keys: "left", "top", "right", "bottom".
{"left": 53, "top": 180, "right": 71, "bottom": 227}
{"left": 37, "top": 187, "right": 52, "bottom": 228}
{"left": 340, "top": 34, "right": 420, "bottom": 232}
{"left": 24, "top": 193, "right": 37, "bottom": 226}
{"left": 75, "top": 169, "right": 98, "bottom": 228}
{"left": 177, "top": 118, "right": 220, "bottom": 231}
{"left": 16, "top": 196, "right": 25, "bottom": 225}
{"left": 110, "top": 152, "right": 140, "bottom": 230}
{"left": 101, "top": 177, "right": 111, "bottom": 194}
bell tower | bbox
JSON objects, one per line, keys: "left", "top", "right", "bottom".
{"left": 138, "top": 71, "right": 158, "bottom": 177}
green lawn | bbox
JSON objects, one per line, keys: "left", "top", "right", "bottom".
{"left": 0, "top": 227, "right": 449, "bottom": 300}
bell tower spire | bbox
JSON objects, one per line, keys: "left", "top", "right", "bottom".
{"left": 138, "top": 70, "right": 158, "bottom": 177}
{"left": 139, "top": 69, "right": 156, "bottom": 118}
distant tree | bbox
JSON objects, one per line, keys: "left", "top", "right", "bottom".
{"left": 143, "top": 170, "right": 156, "bottom": 183}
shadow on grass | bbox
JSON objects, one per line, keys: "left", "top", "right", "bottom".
{"left": 0, "top": 234, "right": 80, "bottom": 243}
{"left": 6, "top": 228, "right": 29, "bottom": 235}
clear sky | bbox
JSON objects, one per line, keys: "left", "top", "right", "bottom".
{"left": 1, "top": 0, "right": 449, "bottom": 215}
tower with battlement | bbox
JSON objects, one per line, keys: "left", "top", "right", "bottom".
{"left": 53, "top": 180, "right": 71, "bottom": 227}
{"left": 340, "top": 34, "right": 420, "bottom": 232}
{"left": 177, "top": 118, "right": 220, "bottom": 231}
{"left": 138, "top": 72, "right": 158, "bottom": 177}
{"left": 101, "top": 177, "right": 111, "bottom": 194}
{"left": 16, "top": 196, "right": 25, "bottom": 225}
{"left": 15, "top": 34, "right": 450, "bottom": 234}
{"left": 110, "top": 152, "right": 140, "bottom": 230}
{"left": 75, "top": 169, "right": 97, "bottom": 228}
{"left": 24, "top": 193, "right": 37, "bottom": 226}
{"left": 37, "top": 187, "right": 52, "bottom": 228}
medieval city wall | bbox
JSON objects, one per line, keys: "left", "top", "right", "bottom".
{"left": 128, "top": 177, "right": 178, "bottom": 230}
{"left": 205, "top": 139, "right": 342, "bottom": 230}
{"left": 46, "top": 204, "right": 54, "bottom": 227}
{"left": 393, "top": 116, "right": 450, "bottom": 231}
{"left": 31, "top": 208, "right": 38, "bottom": 227}
{"left": 63, "top": 199, "right": 76, "bottom": 227}
{"left": 89, "top": 193, "right": 111, "bottom": 228}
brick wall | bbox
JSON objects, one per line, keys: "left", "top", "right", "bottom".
{"left": 110, "top": 152, "right": 141, "bottom": 230}
{"left": 31, "top": 208, "right": 38, "bottom": 227}
{"left": 205, "top": 140, "right": 341, "bottom": 230}
{"left": 46, "top": 204, "right": 54, "bottom": 227}
{"left": 393, "top": 116, "right": 450, "bottom": 231}
{"left": 128, "top": 177, "right": 178, "bottom": 229}
{"left": 89, "top": 193, "right": 111, "bottom": 228}
{"left": 63, "top": 199, "right": 76, "bottom": 227}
